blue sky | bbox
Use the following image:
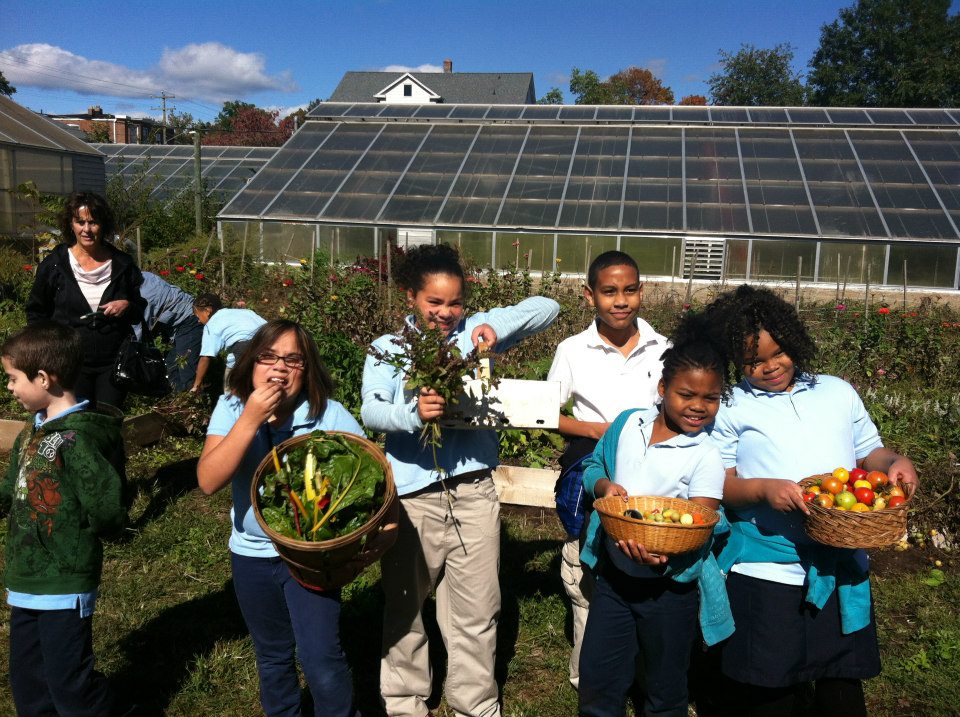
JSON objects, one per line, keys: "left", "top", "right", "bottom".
{"left": 0, "top": 1, "right": 917, "bottom": 122}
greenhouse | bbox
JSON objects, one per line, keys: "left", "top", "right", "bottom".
{"left": 218, "top": 102, "right": 960, "bottom": 289}
{"left": 0, "top": 96, "right": 105, "bottom": 237}
{"left": 95, "top": 143, "right": 278, "bottom": 204}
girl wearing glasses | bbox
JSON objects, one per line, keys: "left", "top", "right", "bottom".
{"left": 198, "top": 319, "right": 365, "bottom": 717}
{"left": 362, "top": 244, "right": 559, "bottom": 717}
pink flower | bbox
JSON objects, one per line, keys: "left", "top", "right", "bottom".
{"left": 512, "top": 240, "right": 520, "bottom": 247}
{"left": 877, "top": 368, "right": 887, "bottom": 376}
{"left": 835, "top": 303, "right": 846, "bottom": 311}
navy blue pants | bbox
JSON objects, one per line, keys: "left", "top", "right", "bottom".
{"left": 166, "top": 315, "right": 203, "bottom": 391}
{"left": 231, "top": 553, "right": 359, "bottom": 717}
{"left": 579, "top": 567, "right": 699, "bottom": 717}
{"left": 9, "top": 606, "right": 116, "bottom": 717}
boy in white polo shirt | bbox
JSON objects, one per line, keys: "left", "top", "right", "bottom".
{"left": 547, "top": 250, "right": 669, "bottom": 689}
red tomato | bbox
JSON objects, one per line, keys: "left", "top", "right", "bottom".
{"left": 867, "top": 470, "right": 889, "bottom": 487}
{"left": 854, "top": 487, "right": 875, "bottom": 506}
{"left": 821, "top": 477, "right": 844, "bottom": 495}
{"left": 815, "top": 493, "right": 835, "bottom": 508}
{"left": 849, "top": 468, "right": 868, "bottom": 483}
{"left": 887, "top": 496, "right": 906, "bottom": 508}
{"left": 803, "top": 492, "right": 817, "bottom": 503}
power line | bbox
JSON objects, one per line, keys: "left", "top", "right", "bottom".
{"left": 151, "top": 91, "right": 176, "bottom": 144}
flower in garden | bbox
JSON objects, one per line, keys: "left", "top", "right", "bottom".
{"left": 187, "top": 262, "right": 194, "bottom": 268}
{"left": 299, "top": 258, "right": 308, "bottom": 266}
{"left": 878, "top": 307, "right": 890, "bottom": 315}
{"left": 877, "top": 368, "right": 887, "bottom": 376}
{"left": 682, "top": 303, "right": 691, "bottom": 311}
{"left": 176, "top": 265, "right": 185, "bottom": 272}
{"left": 330, "top": 294, "right": 338, "bottom": 301}
{"left": 235, "top": 300, "right": 246, "bottom": 308}
{"left": 22, "top": 264, "right": 33, "bottom": 272}
{"left": 191, "top": 247, "right": 198, "bottom": 253}
{"left": 512, "top": 240, "right": 520, "bottom": 247}
{"left": 159, "top": 270, "right": 170, "bottom": 277}
{"left": 282, "top": 278, "right": 294, "bottom": 287}
{"left": 194, "top": 272, "right": 205, "bottom": 280}
{"left": 188, "top": 268, "right": 196, "bottom": 275}
{"left": 943, "top": 322, "right": 952, "bottom": 328}
{"left": 835, "top": 303, "right": 846, "bottom": 311}
{"left": 908, "top": 312, "right": 918, "bottom": 318}
{"left": 556, "top": 258, "right": 562, "bottom": 264}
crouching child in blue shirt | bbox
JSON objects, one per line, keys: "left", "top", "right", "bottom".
{"left": 1, "top": 321, "right": 128, "bottom": 716}
{"left": 577, "top": 319, "right": 733, "bottom": 717}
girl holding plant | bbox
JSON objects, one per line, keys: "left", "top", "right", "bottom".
{"left": 197, "top": 319, "right": 365, "bottom": 717}
{"left": 361, "top": 244, "right": 559, "bottom": 717}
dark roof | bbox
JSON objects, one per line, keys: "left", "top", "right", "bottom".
{"left": 329, "top": 71, "right": 536, "bottom": 105}
{"left": 0, "top": 96, "right": 103, "bottom": 155}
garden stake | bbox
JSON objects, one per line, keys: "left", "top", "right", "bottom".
{"left": 865, "top": 264, "right": 871, "bottom": 327}
{"left": 835, "top": 253, "right": 840, "bottom": 303}
{"left": 903, "top": 261, "right": 908, "bottom": 312}
{"left": 795, "top": 256, "right": 802, "bottom": 308}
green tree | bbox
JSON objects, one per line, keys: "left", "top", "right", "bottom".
{"left": 570, "top": 68, "right": 610, "bottom": 104}
{"left": 537, "top": 88, "right": 564, "bottom": 105}
{"left": 84, "top": 122, "right": 111, "bottom": 143}
{"left": 809, "top": 0, "right": 960, "bottom": 107}
{"left": 569, "top": 66, "right": 673, "bottom": 105}
{"left": 708, "top": 43, "right": 806, "bottom": 106}
{"left": 165, "top": 110, "right": 203, "bottom": 145}
{"left": 0, "top": 70, "right": 14, "bottom": 97}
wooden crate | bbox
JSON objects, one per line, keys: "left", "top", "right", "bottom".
{"left": 440, "top": 378, "right": 561, "bottom": 430}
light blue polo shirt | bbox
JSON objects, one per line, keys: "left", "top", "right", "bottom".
{"left": 604, "top": 406, "right": 725, "bottom": 576}
{"left": 199, "top": 308, "right": 267, "bottom": 368}
{"left": 206, "top": 393, "right": 363, "bottom": 557}
{"left": 710, "top": 374, "right": 883, "bottom": 584}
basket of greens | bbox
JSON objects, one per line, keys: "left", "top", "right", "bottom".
{"left": 251, "top": 430, "right": 398, "bottom": 590}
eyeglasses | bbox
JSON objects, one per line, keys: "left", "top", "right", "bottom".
{"left": 255, "top": 351, "right": 305, "bottom": 369}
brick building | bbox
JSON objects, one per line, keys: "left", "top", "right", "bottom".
{"left": 46, "top": 106, "right": 162, "bottom": 144}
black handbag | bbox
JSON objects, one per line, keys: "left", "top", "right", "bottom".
{"left": 112, "top": 323, "right": 171, "bottom": 397}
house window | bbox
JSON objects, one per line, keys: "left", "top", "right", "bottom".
{"left": 404, "top": 84, "right": 412, "bottom": 97}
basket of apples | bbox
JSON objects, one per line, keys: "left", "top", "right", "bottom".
{"left": 800, "top": 468, "right": 909, "bottom": 549}
{"left": 593, "top": 495, "right": 719, "bottom": 556}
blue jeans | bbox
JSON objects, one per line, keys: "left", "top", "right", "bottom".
{"left": 167, "top": 315, "right": 203, "bottom": 391}
{"left": 579, "top": 567, "right": 699, "bottom": 717}
{"left": 9, "top": 606, "right": 116, "bottom": 717}
{"left": 231, "top": 553, "right": 359, "bottom": 717}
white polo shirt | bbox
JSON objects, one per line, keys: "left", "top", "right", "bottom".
{"left": 711, "top": 374, "right": 883, "bottom": 585}
{"left": 547, "top": 317, "right": 669, "bottom": 422}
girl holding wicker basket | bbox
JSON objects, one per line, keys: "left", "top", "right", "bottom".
{"left": 702, "top": 285, "right": 918, "bottom": 717}
{"left": 577, "top": 317, "right": 734, "bottom": 717}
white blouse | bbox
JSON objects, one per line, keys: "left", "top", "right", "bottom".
{"left": 68, "top": 250, "right": 112, "bottom": 312}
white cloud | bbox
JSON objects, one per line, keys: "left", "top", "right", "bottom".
{"left": 645, "top": 58, "right": 668, "bottom": 78}
{"left": 0, "top": 42, "right": 297, "bottom": 103}
{"left": 380, "top": 63, "right": 444, "bottom": 73}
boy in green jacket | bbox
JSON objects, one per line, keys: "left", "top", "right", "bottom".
{"left": 1, "top": 321, "right": 127, "bottom": 715}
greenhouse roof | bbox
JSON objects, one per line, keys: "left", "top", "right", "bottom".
{"left": 220, "top": 104, "right": 960, "bottom": 244}
{"left": 0, "top": 96, "right": 103, "bottom": 155}
{"left": 95, "top": 143, "right": 277, "bottom": 203}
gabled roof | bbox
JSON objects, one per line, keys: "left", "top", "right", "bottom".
{"left": 0, "top": 96, "right": 102, "bottom": 155}
{"left": 330, "top": 71, "right": 536, "bottom": 105}
{"left": 373, "top": 73, "right": 441, "bottom": 102}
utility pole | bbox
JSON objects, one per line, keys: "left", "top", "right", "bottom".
{"left": 192, "top": 129, "right": 202, "bottom": 237}
{"left": 151, "top": 91, "right": 175, "bottom": 144}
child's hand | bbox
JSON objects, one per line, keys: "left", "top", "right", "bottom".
{"left": 471, "top": 324, "right": 498, "bottom": 351}
{"left": 245, "top": 382, "right": 284, "bottom": 423}
{"left": 888, "top": 457, "right": 919, "bottom": 499}
{"left": 762, "top": 478, "right": 810, "bottom": 514}
{"left": 417, "top": 387, "right": 446, "bottom": 421}
{"left": 597, "top": 479, "right": 627, "bottom": 501}
{"left": 617, "top": 539, "right": 668, "bottom": 566}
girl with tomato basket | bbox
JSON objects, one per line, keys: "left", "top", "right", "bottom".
{"left": 700, "top": 285, "right": 918, "bottom": 717}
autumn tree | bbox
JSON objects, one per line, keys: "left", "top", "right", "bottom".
{"left": 708, "top": 43, "right": 806, "bottom": 106}
{"left": 0, "top": 70, "right": 15, "bottom": 97}
{"left": 808, "top": 0, "right": 960, "bottom": 107}
{"left": 679, "top": 95, "right": 708, "bottom": 106}
{"left": 538, "top": 88, "right": 564, "bottom": 105}
{"left": 203, "top": 104, "right": 291, "bottom": 147}
{"left": 569, "top": 66, "right": 674, "bottom": 105}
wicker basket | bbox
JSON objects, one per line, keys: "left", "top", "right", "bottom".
{"left": 593, "top": 495, "right": 719, "bottom": 556}
{"left": 800, "top": 475, "right": 909, "bottom": 549}
{"left": 251, "top": 431, "right": 398, "bottom": 590}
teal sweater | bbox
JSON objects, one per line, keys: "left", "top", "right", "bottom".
{"left": 1, "top": 409, "right": 126, "bottom": 595}
{"left": 580, "top": 409, "right": 735, "bottom": 646}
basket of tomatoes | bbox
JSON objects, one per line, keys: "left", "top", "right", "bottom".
{"left": 593, "top": 495, "right": 719, "bottom": 556}
{"left": 800, "top": 467, "right": 909, "bottom": 549}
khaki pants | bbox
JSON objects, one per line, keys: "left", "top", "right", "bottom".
{"left": 380, "top": 475, "right": 502, "bottom": 717}
{"left": 560, "top": 537, "right": 594, "bottom": 689}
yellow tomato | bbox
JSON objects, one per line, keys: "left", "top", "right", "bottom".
{"left": 850, "top": 503, "right": 871, "bottom": 512}
{"left": 853, "top": 479, "right": 873, "bottom": 490}
{"left": 807, "top": 485, "right": 821, "bottom": 495}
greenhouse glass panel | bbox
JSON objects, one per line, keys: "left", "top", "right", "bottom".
{"left": 495, "top": 232, "right": 559, "bottom": 271}
{"left": 827, "top": 108, "right": 870, "bottom": 125}
{"left": 521, "top": 106, "right": 561, "bottom": 120}
{"left": 345, "top": 105, "right": 385, "bottom": 117}
{"left": 672, "top": 107, "right": 710, "bottom": 123}
{"left": 817, "top": 241, "right": 887, "bottom": 284}
{"left": 264, "top": 123, "right": 384, "bottom": 219}
{"left": 622, "top": 128, "right": 684, "bottom": 231}
{"left": 750, "top": 108, "right": 789, "bottom": 123}
{"left": 738, "top": 129, "right": 817, "bottom": 235}
{"left": 619, "top": 235, "right": 684, "bottom": 277}
{"left": 724, "top": 239, "right": 750, "bottom": 279}
{"left": 16, "top": 150, "right": 64, "bottom": 193}
{"left": 633, "top": 107, "right": 672, "bottom": 123}
{"left": 749, "top": 239, "right": 816, "bottom": 280}
{"left": 378, "top": 105, "right": 418, "bottom": 118}
{"left": 321, "top": 124, "right": 432, "bottom": 220}
{"left": 436, "top": 230, "right": 492, "bottom": 268}
{"left": 849, "top": 130, "right": 955, "bottom": 239}
{"left": 867, "top": 109, "right": 913, "bottom": 125}
{"left": 414, "top": 105, "right": 454, "bottom": 119}
{"left": 710, "top": 108, "right": 750, "bottom": 123}
{"left": 223, "top": 123, "right": 334, "bottom": 217}
{"left": 498, "top": 126, "right": 578, "bottom": 228}
{"left": 379, "top": 126, "right": 481, "bottom": 224}
{"left": 786, "top": 108, "right": 829, "bottom": 124}
{"left": 326, "top": 225, "right": 376, "bottom": 262}
{"left": 907, "top": 109, "right": 956, "bottom": 126}
{"left": 685, "top": 128, "right": 749, "bottom": 233}
{"left": 262, "top": 222, "right": 316, "bottom": 263}
{"left": 559, "top": 106, "right": 597, "bottom": 121}
{"left": 437, "top": 126, "right": 529, "bottom": 226}
{"left": 888, "top": 242, "right": 958, "bottom": 288}
{"left": 559, "top": 126, "right": 630, "bottom": 229}
{"left": 448, "top": 106, "right": 489, "bottom": 119}
{"left": 555, "top": 234, "right": 617, "bottom": 275}
{"left": 596, "top": 106, "right": 634, "bottom": 121}
{"left": 307, "top": 103, "right": 349, "bottom": 117}
{"left": 793, "top": 130, "right": 886, "bottom": 237}
{"left": 218, "top": 148, "right": 251, "bottom": 159}
{"left": 486, "top": 106, "right": 524, "bottom": 120}
{"left": 902, "top": 131, "right": 960, "bottom": 235}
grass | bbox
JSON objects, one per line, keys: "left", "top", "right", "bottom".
{"left": 1, "top": 437, "right": 957, "bottom": 715}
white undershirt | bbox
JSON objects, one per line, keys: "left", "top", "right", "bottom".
{"left": 68, "top": 251, "right": 112, "bottom": 312}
